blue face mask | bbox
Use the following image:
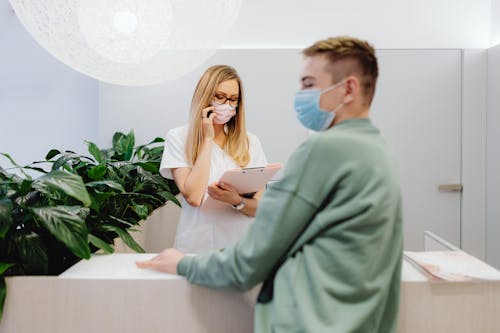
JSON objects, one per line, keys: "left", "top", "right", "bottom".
{"left": 294, "top": 80, "right": 345, "bottom": 131}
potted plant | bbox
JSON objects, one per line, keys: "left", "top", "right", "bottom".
{"left": 0, "top": 131, "right": 179, "bottom": 319}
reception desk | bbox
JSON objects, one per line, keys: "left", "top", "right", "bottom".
{"left": 1, "top": 253, "right": 500, "bottom": 333}
{"left": 0, "top": 254, "right": 254, "bottom": 333}
{"left": 398, "top": 258, "right": 500, "bottom": 332}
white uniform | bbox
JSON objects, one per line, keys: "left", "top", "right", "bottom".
{"left": 160, "top": 125, "right": 268, "bottom": 254}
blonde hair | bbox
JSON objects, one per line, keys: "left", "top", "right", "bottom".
{"left": 303, "top": 36, "right": 379, "bottom": 105}
{"left": 185, "top": 65, "right": 250, "bottom": 167}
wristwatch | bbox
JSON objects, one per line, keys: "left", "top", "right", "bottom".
{"left": 232, "top": 198, "right": 246, "bottom": 210}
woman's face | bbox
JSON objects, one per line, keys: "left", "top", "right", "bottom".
{"left": 212, "top": 79, "right": 239, "bottom": 107}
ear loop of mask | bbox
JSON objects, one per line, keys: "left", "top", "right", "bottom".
{"left": 320, "top": 79, "right": 347, "bottom": 113}
{"left": 224, "top": 107, "right": 237, "bottom": 134}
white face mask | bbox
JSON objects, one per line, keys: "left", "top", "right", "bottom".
{"left": 211, "top": 102, "right": 236, "bottom": 124}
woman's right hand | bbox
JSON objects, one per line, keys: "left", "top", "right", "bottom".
{"left": 172, "top": 106, "right": 216, "bottom": 207}
{"left": 201, "top": 106, "right": 216, "bottom": 141}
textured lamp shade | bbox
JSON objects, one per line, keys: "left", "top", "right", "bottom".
{"left": 9, "top": 0, "right": 242, "bottom": 86}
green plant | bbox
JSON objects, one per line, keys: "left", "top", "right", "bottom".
{"left": 0, "top": 131, "right": 179, "bottom": 319}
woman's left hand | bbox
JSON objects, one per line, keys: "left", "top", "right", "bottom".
{"left": 207, "top": 182, "right": 242, "bottom": 206}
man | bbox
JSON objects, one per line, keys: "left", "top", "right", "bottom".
{"left": 137, "top": 36, "right": 403, "bottom": 333}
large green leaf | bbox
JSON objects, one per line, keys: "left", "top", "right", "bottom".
{"left": 147, "top": 137, "right": 164, "bottom": 144}
{"left": 76, "top": 207, "right": 90, "bottom": 220}
{"left": 0, "top": 262, "right": 14, "bottom": 320}
{"left": 0, "top": 153, "right": 30, "bottom": 178}
{"left": 125, "top": 193, "right": 165, "bottom": 206}
{"left": 0, "top": 167, "right": 10, "bottom": 181}
{"left": 136, "top": 168, "right": 167, "bottom": 188}
{"left": 134, "top": 137, "right": 164, "bottom": 158}
{"left": 87, "top": 164, "right": 107, "bottom": 180}
{"left": 45, "top": 149, "right": 61, "bottom": 160}
{"left": 1, "top": 275, "right": 7, "bottom": 322}
{"left": 132, "top": 204, "right": 149, "bottom": 219}
{"left": 22, "top": 166, "right": 48, "bottom": 174}
{"left": 99, "top": 148, "right": 113, "bottom": 161}
{"left": 0, "top": 263, "right": 13, "bottom": 275}
{"left": 86, "top": 180, "right": 125, "bottom": 193}
{"left": 133, "top": 161, "right": 159, "bottom": 173}
{"left": 35, "top": 170, "right": 91, "bottom": 207}
{"left": 122, "top": 134, "right": 135, "bottom": 161}
{"left": 88, "top": 191, "right": 115, "bottom": 211}
{"left": 112, "top": 132, "right": 126, "bottom": 150}
{"left": 0, "top": 153, "right": 19, "bottom": 168}
{"left": 104, "top": 225, "right": 144, "bottom": 253}
{"left": 113, "top": 131, "right": 135, "bottom": 161}
{"left": 15, "top": 191, "right": 42, "bottom": 207}
{"left": 85, "top": 141, "right": 103, "bottom": 163}
{"left": 17, "top": 179, "right": 33, "bottom": 196}
{"left": 88, "top": 234, "right": 114, "bottom": 254}
{"left": 51, "top": 155, "right": 71, "bottom": 171}
{"left": 0, "top": 199, "right": 13, "bottom": 238}
{"left": 108, "top": 216, "right": 137, "bottom": 228}
{"left": 13, "top": 233, "right": 48, "bottom": 274}
{"left": 31, "top": 206, "right": 90, "bottom": 259}
{"left": 148, "top": 146, "right": 164, "bottom": 157}
{"left": 158, "top": 191, "right": 181, "bottom": 207}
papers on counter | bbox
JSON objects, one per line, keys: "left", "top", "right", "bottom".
{"left": 404, "top": 250, "right": 500, "bottom": 282}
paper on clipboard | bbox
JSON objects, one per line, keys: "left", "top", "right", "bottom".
{"left": 201, "top": 163, "right": 282, "bottom": 210}
{"left": 218, "top": 163, "right": 282, "bottom": 194}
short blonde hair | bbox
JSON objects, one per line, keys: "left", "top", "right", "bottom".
{"left": 303, "top": 36, "right": 379, "bottom": 105}
{"left": 185, "top": 65, "right": 250, "bottom": 167}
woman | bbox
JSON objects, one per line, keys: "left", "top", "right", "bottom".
{"left": 160, "top": 65, "right": 268, "bottom": 254}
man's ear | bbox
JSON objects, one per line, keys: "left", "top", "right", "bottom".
{"left": 344, "top": 76, "right": 360, "bottom": 104}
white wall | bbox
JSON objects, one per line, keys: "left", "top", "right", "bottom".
{"left": 99, "top": 50, "right": 306, "bottom": 164}
{"left": 0, "top": 2, "right": 98, "bottom": 168}
{"left": 1, "top": 0, "right": 493, "bottom": 169}
{"left": 462, "top": 50, "right": 488, "bottom": 260}
{"left": 487, "top": 44, "right": 500, "bottom": 268}
{"left": 492, "top": 0, "right": 500, "bottom": 46}
{"left": 222, "top": 0, "right": 491, "bottom": 49}
{"left": 1, "top": 0, "right": 493, "bottom": 258}
{"left": 101, "top": 49, "right": 490, "bottom": 255}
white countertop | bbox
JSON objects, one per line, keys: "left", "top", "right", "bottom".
{"left": 59, "top": 253, "right": 180, "bottom": 280}
{"left": 59, "top": 253, "right": 428, "bottom": 282}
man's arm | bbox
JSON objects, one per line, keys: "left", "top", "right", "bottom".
{"left": 138, "top": 137, "right": 324, "bottom": 288}
{"left": 177, "top": 182, "right": 318, "bottom": 290}
{"left": 138, "top": 134, "right": 348, "bottom": 290}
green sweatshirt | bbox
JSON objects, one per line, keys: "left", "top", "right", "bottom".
{"left": 178, "top": 118, "right": 403, "bottom": 333}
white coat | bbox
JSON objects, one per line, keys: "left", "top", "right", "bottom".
{"left": 160, "top": 125, "right": 268, "bottom": 254}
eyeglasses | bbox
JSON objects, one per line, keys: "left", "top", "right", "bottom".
{"left": 213, "top": 92, "right": 239, "bottom": 107}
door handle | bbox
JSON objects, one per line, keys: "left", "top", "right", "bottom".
{"left": 438, "top": 184, "right": 463, "bottom": 192}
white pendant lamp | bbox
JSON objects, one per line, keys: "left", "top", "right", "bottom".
{"left": 9, "top": 0, "right": 242, "bottom": 86}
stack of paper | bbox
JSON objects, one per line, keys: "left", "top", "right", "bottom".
{"left": 404, "top": 250, "right": 500, "bottom": 282}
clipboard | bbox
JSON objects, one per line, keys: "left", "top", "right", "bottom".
{"left": 218, "top": 163, "right": 282, "bottom": 195}
{"left": 201, "top": 163, "right": 282, "bottom": 211}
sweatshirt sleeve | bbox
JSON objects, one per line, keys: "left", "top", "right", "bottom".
{"left": 177, "top": 136, "right": 336, "bottom": 290}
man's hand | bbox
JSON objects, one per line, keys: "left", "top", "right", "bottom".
{"left": 136, "top": 248, "right": 185, "bottom": 275}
